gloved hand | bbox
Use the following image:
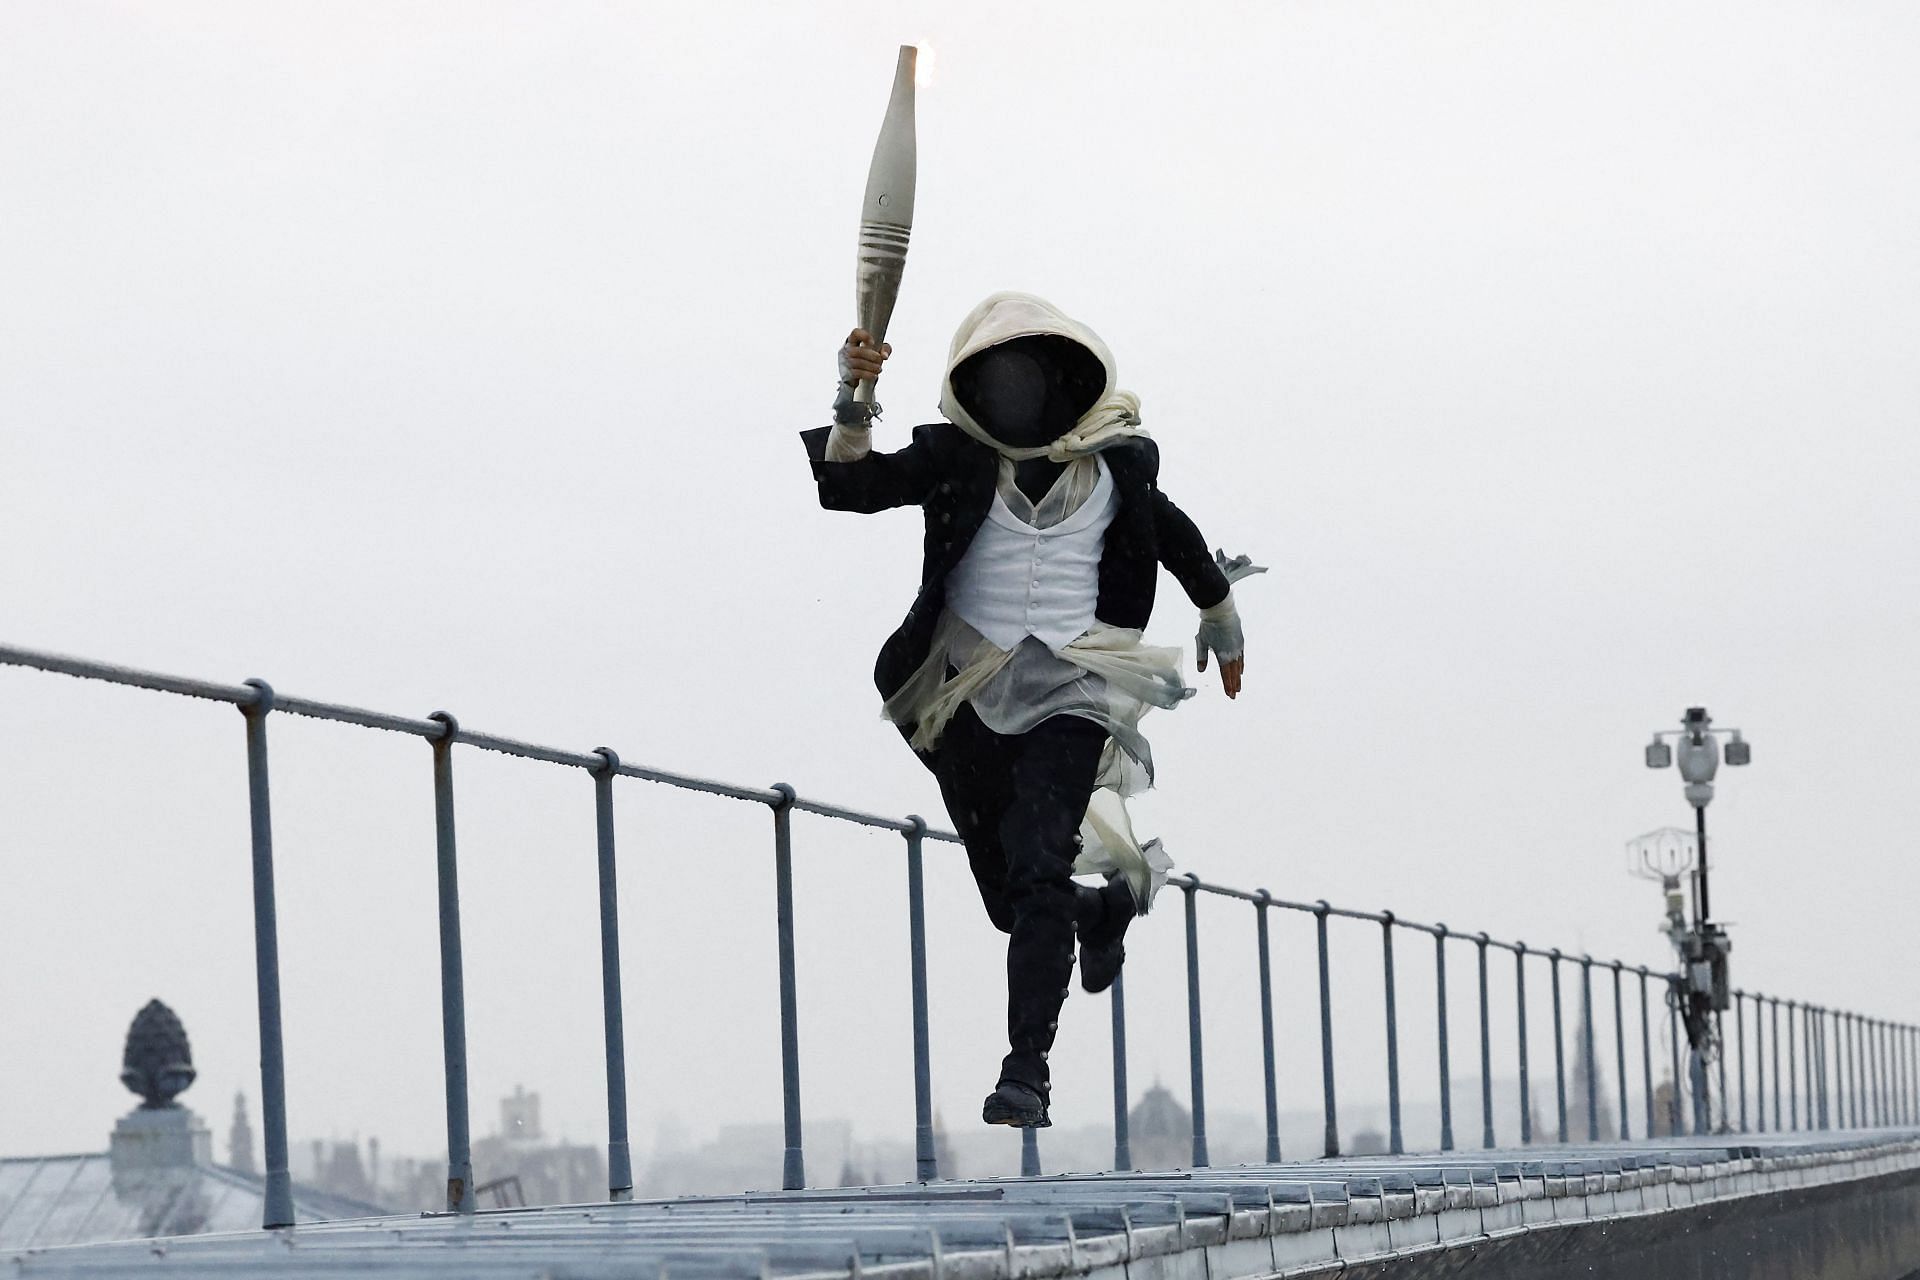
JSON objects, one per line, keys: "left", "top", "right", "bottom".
{"left": 1196, "top": 550, "right": 1263, "bottom": 699}
{"left": 833, "top": 328, "right": 891, "bottom": 427}
{"left": 1195, "top": 603, "right": 1245, "bottom": 669}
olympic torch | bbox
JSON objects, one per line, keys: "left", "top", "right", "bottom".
{"left": 849, "top": 45, "right": 918, "bottom": 416}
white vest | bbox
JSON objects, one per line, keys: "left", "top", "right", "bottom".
{"left": 946, "top": 459, "right": 1117, "bottom": 651}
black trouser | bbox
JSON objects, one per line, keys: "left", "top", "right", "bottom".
{"left": 931, "top": 703, "right": 1119, "bottom": 1095}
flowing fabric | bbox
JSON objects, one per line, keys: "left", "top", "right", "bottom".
{"left": 847, "top": 290, "right": 1227, "bottom": 913}
{"left": 882, "top": 614, "right": 1190, "bottom": 911}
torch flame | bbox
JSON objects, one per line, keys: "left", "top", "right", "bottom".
{"left": 914, "top": 43, "right": 935, "bottom": 88}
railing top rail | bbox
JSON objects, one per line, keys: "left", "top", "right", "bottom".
{"left": 0, "top": 641, "right": 960, "bottom": 840}
{"left": 1173, "top": 873, "right": 1679, "bottom": 984}
{"left": 14, "top": 637, "right": 1914, "bottom": 1023}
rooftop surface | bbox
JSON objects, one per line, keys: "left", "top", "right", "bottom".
{"left": 8, "top": 1129, "right": 1918, "bottom": 1278}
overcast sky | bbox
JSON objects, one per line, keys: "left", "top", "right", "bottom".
{"left": 3, "top": 2, "right": 1916, "bottom": 1177}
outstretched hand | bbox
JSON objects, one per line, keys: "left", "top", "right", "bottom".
{"left": 1196, "top": 603, "right": 1247, "bottom": 700}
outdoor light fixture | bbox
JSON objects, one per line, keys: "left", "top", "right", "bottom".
{"left": 1638, "top": 707, "right": 1753, "bottom": 1135}
{"left": 1645, "top": 706, "right": 1751, "bottom": 807}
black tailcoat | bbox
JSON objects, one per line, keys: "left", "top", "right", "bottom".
{"left": 800, "top": 424, "right": 1230, "bottom": 715}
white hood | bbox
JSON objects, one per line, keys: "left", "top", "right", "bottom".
{"left": 937, "top": 292, "right": 1146, "bottom": 462}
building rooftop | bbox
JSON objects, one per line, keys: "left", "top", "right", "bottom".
{"left": 0, "top": 999, "right": 385, "bottom": 1251}
{"left": 0, "top": 1153, "right": 381, "bottom": 1251}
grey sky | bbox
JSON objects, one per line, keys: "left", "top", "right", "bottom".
{"left": 2, "top": 2, "right": 1916, "bottom": 1170}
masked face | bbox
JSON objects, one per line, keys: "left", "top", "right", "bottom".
{"left": 951, "top": 336, "right": 1107, "bottom": 450}
{"left": 954, "top": 344, "right": 1049, "bottom": 446}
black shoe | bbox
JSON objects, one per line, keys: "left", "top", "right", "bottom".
{"left": 1079, "top": 874, "right": 1137, "bottom": 994}
{"left": 982, "top": 1079, "right": 1051, "bottom": 1128}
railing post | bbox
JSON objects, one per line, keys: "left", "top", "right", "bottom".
{"left": 427, "top": 711, "right": 473, "bottom": 1214}
{"left": 1857, "top": 1014, "right": 1869, "bottom": 1128}
{"left": 1853, "top": 1015, "right": 1863, "bottom": 1128}
{"left": 1611, "top": 962, "right": 1630, "bottom": 1142}
{"left": 1805, "top": 1008, "right": 1817, "bottom": 1130}
{"left": 1476, "top": 934, "right": 1494, "bottom": 1149}
{"left": 903, "top": 817, "right": 937, "bottom": 1181}
{"left": 1840, "top": 1011, "right": 1851, "bottom": 1128}
{"left": 1892, "top": 1023, "right": 1901, "bottom": 1126}
{"left": 1770, "top": 998, "right": 1782, "bottom": 1131}
{"left": 1182, "top": 878, "right": 1209, "bottom": 1168}
{"left": 1878, "top": 1020, "right": 1890, "bottom": 1127}
{"left": 1639, "top": 969, "right": 1654, "bottom": 1139}
{"left": 1855, "top": 1015, "right": 1865, "bottom": 1128}
{"left": 1668, "top": 981, "right": 1684, "bottom": 1137}
{"left": 1897, "top": 1024, "right": 1905, "bottom": 1124}
{"left": 1855, "top": 1013, "right": 1866, "bottom": 1128}
{"left": 1814, "top": 1006, "right": 1824, "bottom": 1129}
{"left": 1434, "top": 925, "right": 1453, "bottom": 1152}
{"left": 1735, "top": 993, "right": 1747, "bottom": 1133}
{"left": 1821, "top": 1009, "right": 1833, "bottom": 1131}
{"left": 1896, "top": 1028, "right": 1912, "bottom": 1128}
{"left": 1904, "top": 1024, "right": 1913, "bottom": 1125}
{"left": 1878, "top": 1019, "right": 1890, "bottom": 1127}
{"left": 769, "top": 783, "right": 805, "bottom": 1191}
{"left": 1897, "top": 1022, "right": 1906, "bottom": 1126}
{"left": 1255, "top": 893, "right": 1281, "bottom": 1163}
{"left": 1581, "top": 957, "right": 1598, "bottom": 1142}
{"left": 1812, "top": 1013, "right": 1827, "bottom": 1128}
{"left": 1021, "top": 1127, "right": 1041, "bottom": 1177}
{"left": 1110, "top": 970, "right": 1131, "bottom": 1170}
{"left": 1381, "top": 913, "right": 1403, "bottom": 1156}
{"left": 1882, "top": 1021, "right": 1891, "bottom": 1127}
{"left": 1820, "top": 1013, "right": 1835, "bottom": 1128}
{"left": 1787, "top": 1000, "right": 1799, "bottom": 1131}
{"left": 589, "top": 749, "right": 633, "bottom": 1201}
{"left": 1315, "top": 902, "right": 1339, "bottom": 1157}
{"left": 1515, "top": 945, "right": 1532, "bottom": 1145}
{"left": 1715, "top": 1009, "right": 1728, "bottom": 1134}
{"left": 1858, "top": 1013, "right": 1873, "bottom": 1128}
{"left": 1835, "top": 1013, "right": 1850, "bottom": 1128}
{"left": 238, "top": 680, "right": 294, "bottom": 1230}
{"left": 1903, "top": 1025, "right": 1910, "bottom": 1124}
{"left": 1898, "top": 1024, "right": 1907, "bottom": 1125}
{"left": 1549, "top": 949, "right": 1568, "bottom": 1144}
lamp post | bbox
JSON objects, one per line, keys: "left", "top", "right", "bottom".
{"left": 1642, "top": 707, "right": 1750, "bottom": 1134}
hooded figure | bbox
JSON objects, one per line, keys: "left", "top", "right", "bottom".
{"left": 801, "top": 293, "right": 1251, "bottom": 1128}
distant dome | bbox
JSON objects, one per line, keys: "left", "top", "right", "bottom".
{"left": 1128, "top": 1084, "right": 1190, "bottom": 1141}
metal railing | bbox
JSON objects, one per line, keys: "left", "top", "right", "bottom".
{"left": 4, "top": 641, "right": 1917, "bottom": 1230}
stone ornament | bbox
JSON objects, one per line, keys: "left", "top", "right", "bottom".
{"left": 120, "top": 999, "right": 196, "bottom": 1109}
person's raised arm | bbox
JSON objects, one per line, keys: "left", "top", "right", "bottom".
{"left": 797, "top": 329, "right": 939, "bottom": 513}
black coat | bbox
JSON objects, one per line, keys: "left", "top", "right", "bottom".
{"left": 800, "top": 423, "right": 1230, "bottom": 710}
